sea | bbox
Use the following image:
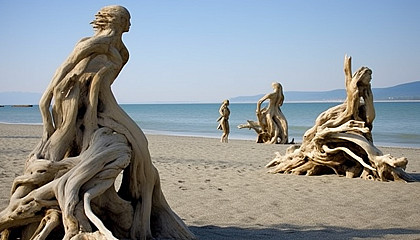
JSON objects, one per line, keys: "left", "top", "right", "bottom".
{"left": 1, "top": 102, "right": 419, "bottom": 148}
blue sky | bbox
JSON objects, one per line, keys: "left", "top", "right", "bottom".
{"left": 1, "top": 0, "right": 419, "bottom": 103}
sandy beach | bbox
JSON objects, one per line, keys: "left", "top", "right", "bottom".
{"left": 0, "top": 123, "right": 419, "bottom": 239}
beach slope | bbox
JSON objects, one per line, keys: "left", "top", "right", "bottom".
{"left": 1, "top": 123, "right": 419, "bottom": 239}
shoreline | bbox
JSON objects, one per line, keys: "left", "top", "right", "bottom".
{"left": 2, "top": 101, "right": 419, "bottom": 149}
{"left": 1, "top": 122, "right": 418, "bottom": 150}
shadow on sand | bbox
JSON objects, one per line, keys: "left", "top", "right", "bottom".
{"left": 409, "top": 172, "right": 420, "bottom": 181}
{"left": 190, "top": 224, "right": 420, "bottom": 240}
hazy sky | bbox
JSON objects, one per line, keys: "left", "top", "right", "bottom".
{"left": 1, "top": 0, "right": 419, "bottom": 103}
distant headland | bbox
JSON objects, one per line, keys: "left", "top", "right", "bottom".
{"left": 0, "top": 81, "right": 419, "bottom": 105}
{"left": 231, "top": 81, "right": 420, "bottom": 103}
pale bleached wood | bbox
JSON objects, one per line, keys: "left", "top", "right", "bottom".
{"left": 238, "top": 82, "right": 289, "bottom": 144}
{"left": 217, "top": 99, "right": 230, "bottom": 143}
{"left": 0, "top": 5, "right": 195, "bottom": 239}
{"left": 266, "top": 56, "right": 414, "bottom": 182}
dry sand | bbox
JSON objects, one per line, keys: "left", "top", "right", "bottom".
{"left": 0, "top": 123, "right": 419, "bottom": 240}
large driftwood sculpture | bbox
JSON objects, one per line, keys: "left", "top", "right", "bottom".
{"left": 0, "top": 6, "right": 195, "bottom": 239}
{"left": 238, "top": 82, "right": 289, "bottom": 144}
{"left": 217, "top": 99, "right": 230, "bottom": 143}
{"left": 266, "top": 56, "right": 414, "bottom": 182}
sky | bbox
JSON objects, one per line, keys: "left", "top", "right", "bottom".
{"left": 0, "top": 0, "right": 419, "bottom": 103}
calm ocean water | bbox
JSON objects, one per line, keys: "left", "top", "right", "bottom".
{"left": 1, "top": 102, "right": 419, "bottom": 148}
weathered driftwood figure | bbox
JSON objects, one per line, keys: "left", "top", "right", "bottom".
{"left": 238, "top": 82, "right": 289, "bottom": 144}
{"left": 266, "top": 56, "right": 414, "bottom": 182}
{"left": 0, "top": 5, "right": 195, "bottom": 240}
{"left": 217, "top": 99, "right": 230, "bottom": 143}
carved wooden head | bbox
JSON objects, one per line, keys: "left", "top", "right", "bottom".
{"left": 353, "top": 66, "right": 373, "bottom": 86}
{"left": 91, "top": 5, "right": 131, "bottom": 33}
{"left": 272, "top": 82, "right": 282, "bottom": 91}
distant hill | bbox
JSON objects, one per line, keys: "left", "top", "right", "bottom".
{"left": 0, "top": 92, "right": 42, "bottom": 105}
{"left": 231, "top": 81, "right": 420, "bottom": 102}
{"left": 1, "top": 81, "right": 419, "bottom": 105}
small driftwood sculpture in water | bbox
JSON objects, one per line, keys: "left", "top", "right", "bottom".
{"left": 238, "top": 82, "right": 289, "bottom": 144}
{"left": 266, "top": 55, "right": 414, "bottom": 182}
{"left": 217, "top": 99, "right": 230, "bottom": 143}
{"left": 0, "top": 5, "right": 195, "bottom": 240}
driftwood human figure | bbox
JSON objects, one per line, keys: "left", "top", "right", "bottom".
{"left": 238, "top": 82, "right": 289, "bottom": 144}
{"left": 0, "top": 5, "right": 195, "bottom": 240}
{"left": 266, "top": 56, "right": 414, "bottom": 182}
{"left": 217, "top": 99, "right": 230, "bottom": 143}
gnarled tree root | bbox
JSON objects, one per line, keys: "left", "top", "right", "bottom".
{"left": 0, "top": 128, "right": 131, "bottom": 239}
{"left": 266, "top": 120, "right": 415, "bottom": 182}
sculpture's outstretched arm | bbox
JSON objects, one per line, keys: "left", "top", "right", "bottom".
{"left": 39, "top": 89, "right": 55, "bottom": 139}
{"left": 321, "top": 56, "right": 361, "bottom": 129}
{"left": 344, "top": 55, "right": 352, "bottom": 89}
{"left": 39, "top": 37, "right": 111, "bottom": 140}
{"left": 343, "top": 55, "right": 360, "bottom": 121}
{"left": 256, "top": 93, "right": 271, "bottom": 113}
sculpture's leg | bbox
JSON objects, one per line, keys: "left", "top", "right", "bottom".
{"left": 270, "top": 125, "right": 280, "bottom": 144}
{"left": 265, "top": 114, "right": 277, "bottom": 144}
{"left": 131, "top": 182, "right": 154, "bottom": 239}
{"left": 84, "top": 190, "right": 117, "bottom": 240}
{"left": 277, "top": 112, "right": 288, "bottom": 144}
{"left": 90, "top": 187, "right": 133, "bottom": 237}
{"left": 79, "top": 154, "right": 131, "bottom": 238}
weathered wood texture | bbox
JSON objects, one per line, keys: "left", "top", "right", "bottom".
{"left": 266, "top": 56, "right": 414, "bottom": 182}
{"left": 0, "top": 5, "right": 195, "bottom": 239}
{"left": 217, "top": 100, "right": 230, "bottom": 143}
{"left": 238, "top": 82, "right": 289, "bottom": 144}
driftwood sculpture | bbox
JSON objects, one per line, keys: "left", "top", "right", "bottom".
{"left": 0, "top": 5, "right": 195, "bottom": 240}
{"left": 238, "top": 82, "right": 289, "bottom": 144}
{"left": 266, "top": 56, "right": 414, "bottom": 182}
{"left": 217, "top": 99, "right": 230, "bottom": 143}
